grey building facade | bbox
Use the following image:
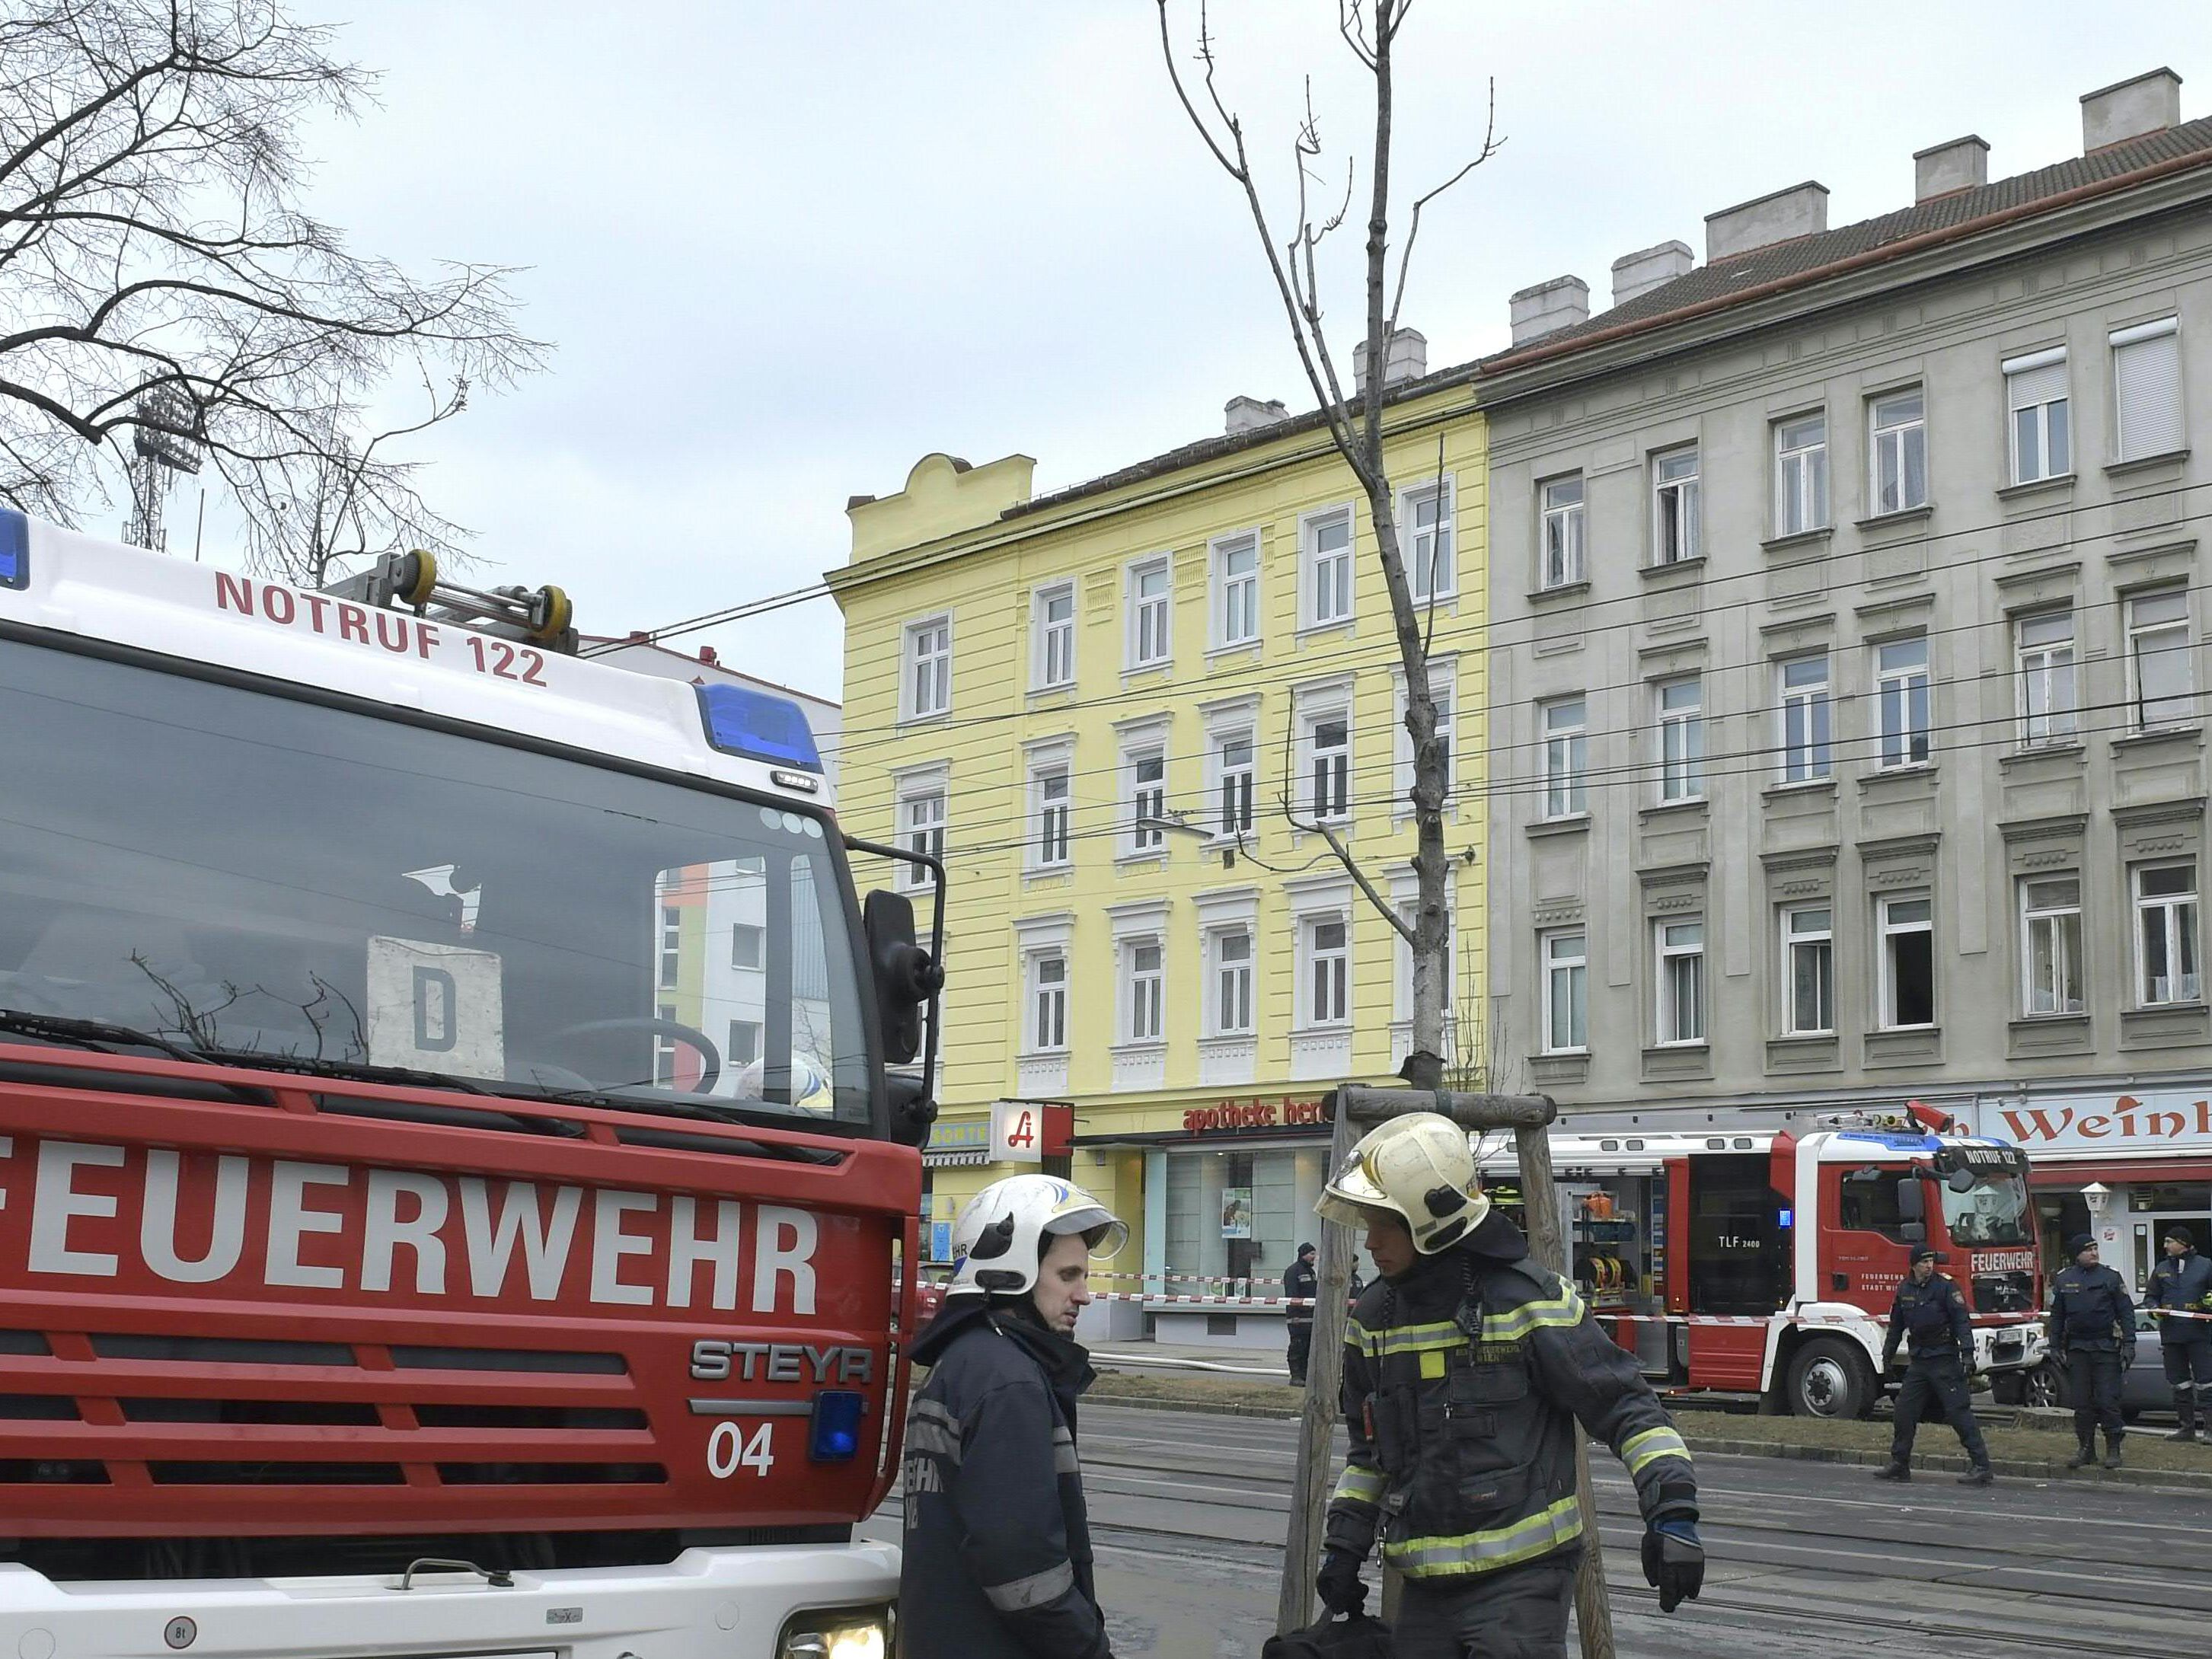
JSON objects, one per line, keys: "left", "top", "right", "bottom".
{"left": 1483, "top": 70, "right": 2212, "bottom": 1289}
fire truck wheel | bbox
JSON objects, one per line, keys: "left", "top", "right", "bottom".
{"left": 1786, "top": 1338, "right": 1878, "bottom": 1420}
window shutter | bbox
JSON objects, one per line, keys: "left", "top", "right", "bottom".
{"left": 2005, "top": 355, "right": 2067, "bottom": 410}
{"left": 2114, "top": 323, "right": 2184, "bottom": 460}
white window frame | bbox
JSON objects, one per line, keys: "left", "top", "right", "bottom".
{"left": 1211, "top": 530, "right": 1261, "bottom": 649}
{"left": 1869, "top": 388, "right": 1928, "bottom": 515}
{"left": 2019, "top": 875, "right": 2086, "bottom": 1018}
{"left": 2134, "top": 862, "right": 2202, "bottom": 1007}
{"left": 1781, "top": 905, "right": 1834, "bottom": 1037}
{"left": 1655, "top": 674, "right": 1704, "bottom": 802}
{"left": 1540, "top": 930, "right": 1588, "bottom": 1054}
{"left": 726, "top": 1018, "right": 762, "bottom": 1069}
{"left": 1209, "top": 926, "right": 1255, "bottom": 1036}
{"left": 2112, "top": 316, "right": 2184, "bottom": 462}
{"left": 1393, "top": 659, "right": 1457, "bottom": 815}
{"left": 659, "top": 904, "right": 681, "bottom": 989}
{"left": 1877, "top": 894, "right": 1936, "bottom": 1031}
{"left": 2005, "top": 346, "right": 2071, "bottom": 483}
{"left": 1541, "top": 697, "right": 1588, "bottom": 819}
{"left": 1302, "top": 504, "right": 1355, "bottom": 628}
{"left": 1307, "top": 707, "right": 1351, "bottom": 822}
{"left": 1652, "top": 447, "right": 1701, "bottom": 566}
{"left": 1655, "top": 918, "right": 1706, "bottom": 1046}
{"left": 2127, "top": 586, "right": 2194, "bottom": 729}
{"left": 2015, "top": 608, "right": 2078, "bottom": 746}
{"left": 1304, "top": 914, "right": 1351, "bottom": 1027}
{"left": 1030, "top": 758, "right": 1072, "bottom": 870}
{"left": 1540, "top": 474, "right": 1586, "bottom": 589}
{"left": 897, "top": 784, "right": 946, "bottom": 891}
{"left": 1875, "top": 634, "right": 1932, "bottom": 769}
{"left": 1027, "top": 951, "right": 1069, "bottom": 1053}
{"left": 1122, "top": 936, "right": 1165, "bottom": 1045}
{"left": 1403, "top": 477, "right": 1456, "bottom": 601}
{"left": 1126, "top": 744, "right": 1167, "bottom": 855}
{"left": 729, "top": 920, "right": 764, "bottom": 971}
{"left": 1778, "top": 652, "right": 1833, "bottom": 783}
{"left": 1213, "top": 727, "right": 1256, "bottom": 840}
{"left": 1032, "top": 582, "right": 1075, "bottom": 691}
{"left": 1128, "top": 555, "right": 1173, "bottom": 668}
{"left": 903, "top": 613, "right": 952, "bottom": 720}
{"left": 1775, "top": 413, "right": 1829, "bottom": 536}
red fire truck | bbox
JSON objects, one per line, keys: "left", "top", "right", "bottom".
{"left": 1479, "top": 1105, "right": 2044, "bottom": 1418}
{"left": 0, "top": 510, "right": 943, "bottom": 1658}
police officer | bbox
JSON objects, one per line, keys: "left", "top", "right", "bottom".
{"left": 1285, "top": 1242, "right": 1320, "bottom": 1386}
{"left": 2048, "top": 1233, "right": 2135, "bottom": 1469}
{"left": 2148, "top": 1223, "right": 2212, "bottom": 1442}
{"left": 1313, "top": 1114, "right": 1703, "bottom": 1659}
{"left": 900, "top": 1176, "right": 1128, "bottom": 1659}
{"left": 1873, "top": 1244, "right": 1992, "bottom": 1485}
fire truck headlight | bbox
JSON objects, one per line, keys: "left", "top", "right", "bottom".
{"left": 777, "top": 1605, "right": 892, "bottom": 1659}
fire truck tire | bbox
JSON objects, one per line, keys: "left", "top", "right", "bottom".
{"left": 1785, "top": 1338, "right": 1878, "bottom": 1420}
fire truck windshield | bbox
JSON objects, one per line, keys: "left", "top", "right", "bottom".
{"left": 0, "top": 637, "right": 874, "bottom": 1128}
{"left": 1940, "top": 1165, "right": 2034, "bottom": 1246}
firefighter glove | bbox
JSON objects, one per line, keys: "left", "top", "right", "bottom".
{"left": 1642, "top": 1517, "right": 1704, "bottom": 1614}
{"left": 1317, "top": 1549, "right": 1367, "bottom": 1616}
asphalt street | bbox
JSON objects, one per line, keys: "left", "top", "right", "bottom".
{"left": 865, "top": 1399, "right": 2212, "bottom": 1658}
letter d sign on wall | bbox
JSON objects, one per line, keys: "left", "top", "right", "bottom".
{"left": 990, "top": 1099, "right": 1045, "bottom": 1165}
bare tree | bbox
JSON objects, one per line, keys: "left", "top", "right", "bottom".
{"left": 1159, "top": 0, "right": 1499, "bottom": 1091}
{"left": 0, "top": 0, "right": 544, "bottom": 579}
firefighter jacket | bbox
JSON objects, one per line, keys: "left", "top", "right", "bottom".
{"left": 1882, "top": 1272, "right": 1972, "bottom": 1368}
{"left": 1323, "top": 1210, "right": 1697, "bottom": 1584}
{"left": 2048, "top": 1262, "right": 2136, "bottom": 1354}
{"left": 2149, "top": 1249, "right": 2212, "bottom": 1345}
{"left": 899, "top": 1300, "right": 1109, "bottom": 1659}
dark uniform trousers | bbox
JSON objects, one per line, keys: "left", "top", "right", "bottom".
{"left": 1890, "top": 1354, "right": 1989, "bottom": 1467}
{"left": 1392, "top": 1554, "right": 1579, "bottom": 1659}
{"left": 2070, "top": 1350, "right": 2127, "bottom": 1443}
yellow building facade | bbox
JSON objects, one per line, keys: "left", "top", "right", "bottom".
{"left": 830, "top": 389, "right": 1487, "bottom": 1345}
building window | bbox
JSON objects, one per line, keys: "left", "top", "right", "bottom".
{"left": 1775, "top": 413, "right": 1828, "bottom": 536}
{"left": 1215, "top": 531, "right": 1259, "bottom": 647}
{"left": 898, "top": 790, "right": 944, "bottom": 889}
{"left": 2016, "top": 609, "right": 2078, "bottom": 745}
{"left": 2020, "top": 876, "right": 2085, "bottom": 1017}
{"left": 655, "top": 1001, "right": 678, "bottom": 1084}
{"left": 1869, "top": 389, "right": 1928, "bottom": 515}
{"left": 1033, "top": 583, "right": 1075, "bottom": 689}
{"left": 1217, "top": 732, "right": 1255, "bottom": 837}
{"left": 1875, "top": 635, "right": 1931, "bottom": 768}
{"left": 1306, "top": 917, "right": 1349, "bottom": 1025}
{"left": 1878, "top": 895, "right": 1935, "bottom": 1029}
{"left": 905, "top": 615, "right": 951, "bottom": 719}
{"left": 2128, "top": 588, "right": 2193, "bottom": 729}
{"left": 2006, "top": 348, "right": 2070, "bottom": 483}
{"left": 1310, "top": 714, "right": 1349, "bottom": 821}
{"left": 1130, "top": 557, "right": 1172, "bottom": 667}
{"left": 1541, "top": 930, "right": 1587, "bottom": 1053}
{"left": 1653, "top": 447, "right": 1700, "bottom": 564}
{"left": 2135, "top": 863, "right": 2201, "bottom": 1006}
{"left": 726, "top": 1019, "right": 761, "bottom": 1068}
{"left": 1405, "top": 480, "right": 1454, "bottom": 601}
{"left": 1540, "top": 475, "right": 1585, "bottom": 589}
{"left": 729, "top": 921, "right": 764, "bottom": 971}
{"left": 2112, "top": 317, "right": 2184, "bottom": 462}
{"left": 1655, "top": 675, "right": 1704, "bottom": 802}
{"left": 1212, "top": 928, "right": 1254, "bottom": 1035}
{"left": 1655, "top": 919, "right": 1705, "bottom": 1045}
{"left": 1782, "top": 906, "right": 1834, "bottom": 1036}
{"left": 1779, "top": 652, "right": 1833, "bottom": 783}
{"left": 1305, "top": 507, "right": 1354, "bottom": 626}
{"left": 1029, "top": 952, "right": 1068, "bottom": 1051}
{"left": 1125, "top": 939, "right": 1164, "bottom": 1043}
{"left": 1128, "top": 748, "right": 1166, "bottom": 853}
{"left": 659, "top": 905, "right": 681, "bottom": 988}
{"left": 1033, "top": 764, "right": 1071, "bottom": 868}
{"left": 1541, "top": 697, "right": 1587, "bottom": 818}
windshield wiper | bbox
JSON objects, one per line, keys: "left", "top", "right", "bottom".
{"left": 0, "top": 1007, "right": 220, "bottom": 1068}
{"left": 196, "top": 1050, "right": 496, "bottom": 1096}
{"left": 492, "top": 1077, "right": 777, "bottom": 1131}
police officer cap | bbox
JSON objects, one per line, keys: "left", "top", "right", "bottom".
{"left": 2166, "top": 1223, "right": 2196, "bottom": 1248}
{"left": 2067, "top": 1232, "right": 2098, "bottom": 1257}
{"left": 1909, "top": 1244, "right": 1939, "bottom": 1265}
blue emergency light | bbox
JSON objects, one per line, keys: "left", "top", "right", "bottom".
{"left": 695, "top": 683, "right": 823, "bottom": 773}
{"left": 1778, "top": 1208, "right": 1794, "bottom": 1229}
{"left": 808, "top": 1389, "right": 867, "bottom": 1462}
{"left": 0, "top": 507, "right": 27, "bottom": 590}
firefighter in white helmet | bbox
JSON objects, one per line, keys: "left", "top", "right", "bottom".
{"left": 899, "top": 1175, "right": 1128, "bottom": 1659}
{"left": 1313, "top": 1113, "right": 1703, "bottom": 1658}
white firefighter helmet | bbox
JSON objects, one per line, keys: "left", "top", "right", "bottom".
{"left": 733, "top": 1051, "right": 835, "bottom": 1113}
{"left": 946, "top": 1175, "right": 1129, "bottom": 1300}
{"left": 1316, "top": 1112, "right": 1489, "bottom": 1255}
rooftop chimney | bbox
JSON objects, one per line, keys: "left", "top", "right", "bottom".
{"left": 1354, "top": 327, "right": 1428, "bottom": 395}
{"left": 1705, "top": 181, "right": 1829, "bottom": 262}
{"left": 1224, "top": 394, "right": 1288, "bottom": 436}
{"left": 1914, "top": 135, "right": 1989, "bottom": 202}
{"left": 2082, "top": 67, "right": 2182, "bottom": 152}
{"left": 1509, "top": 278, "right": 1589, "bottom": 346}
{"left": 1610, "top": 241, "right": 1694, "bottom": 310}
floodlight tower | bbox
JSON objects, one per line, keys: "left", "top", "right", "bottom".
{"left": 120, "top": 384, "right": 203, "bottom": 551}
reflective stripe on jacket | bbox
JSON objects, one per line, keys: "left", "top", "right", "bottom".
{"left": 2149, "top": 1250, "right": 2212, "bottom": 1344}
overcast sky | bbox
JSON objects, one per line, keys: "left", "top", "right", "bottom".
{"left": 241, "top": 2, "right": 2212, "bottom": 702}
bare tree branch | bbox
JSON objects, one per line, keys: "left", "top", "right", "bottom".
{"left": 1387, "top": 78, "right": 1502, "bottom": 337}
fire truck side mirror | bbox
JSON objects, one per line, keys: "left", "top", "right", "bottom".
{"left": 863, "top": 890, "right": 942, "bottom": 1066}
{"left": 1946, "top": 1168, "right": 1977, "bottom": 1194}
{"left": 1895, "top": 1176, "right": 1926, "bottom": 1225}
